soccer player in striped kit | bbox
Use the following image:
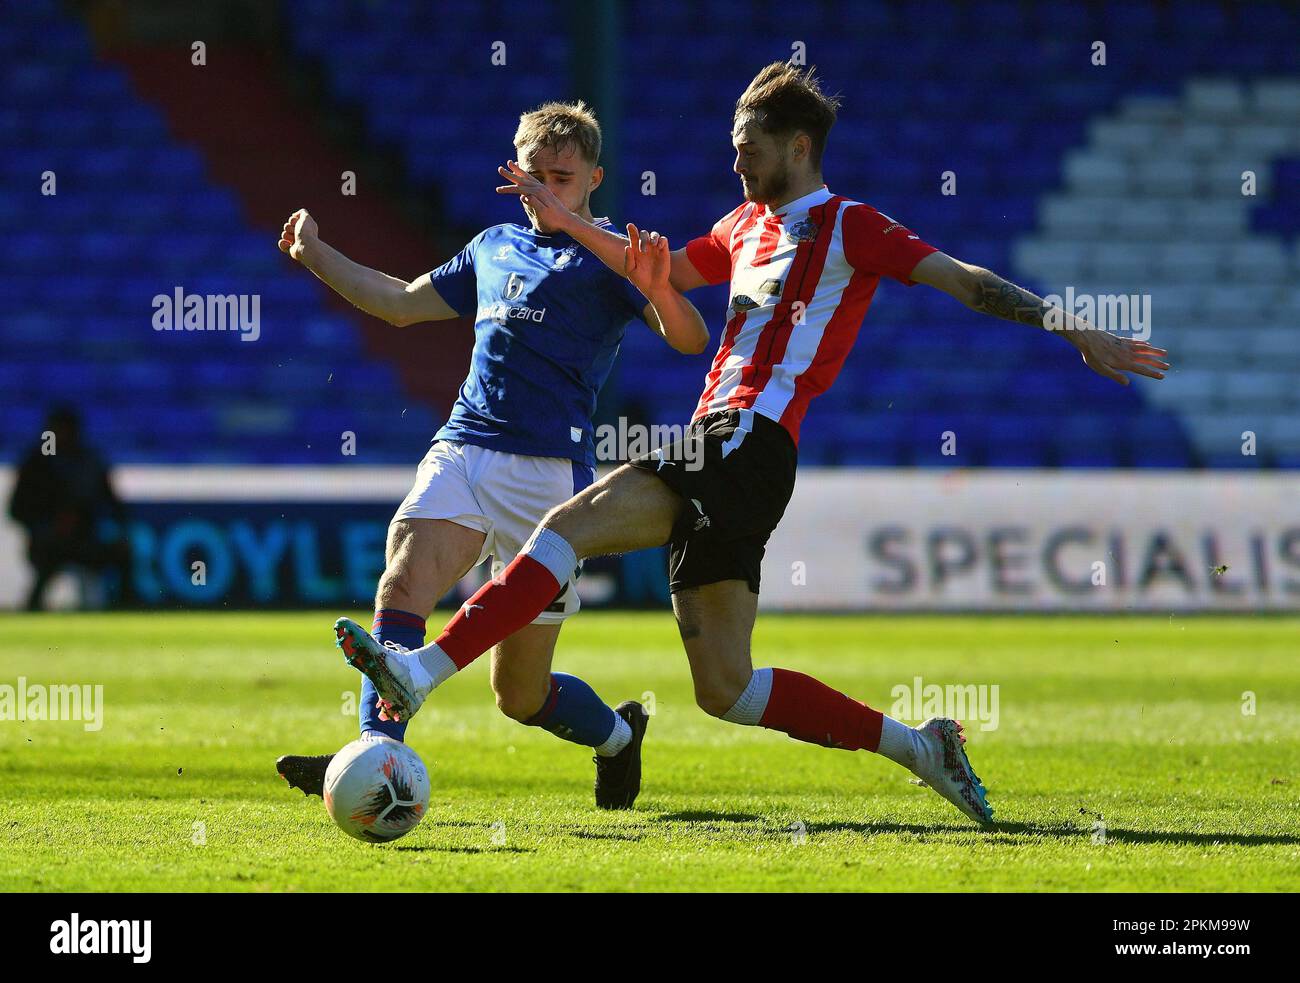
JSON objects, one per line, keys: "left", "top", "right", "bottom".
{"left": 278, "top": 101, "right": 708, "bottom": 809}
{"left": 336, "top": 64, "right": 1168, "bottom": 823}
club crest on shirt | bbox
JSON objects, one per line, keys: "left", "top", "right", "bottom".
{"left": 690, "top": 498, "right": 710, "bottom": 531}
{"left": 785, "top": 217, "right": 818, "bottom": 242}
{"left": 758, "top": 278, "right": 783, "bottom": 296}
{"left": 553, "top": 246, "right": 578, "bottom": 269}
{"left": 730, "top": 294, "right": 759, "bottom": 313}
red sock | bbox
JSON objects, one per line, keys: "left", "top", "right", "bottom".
{"left": 433, "top": 554, "right": 562, "bottom": 669}
{"left": 758, "top": 668, "right": 884, "bottom": 751}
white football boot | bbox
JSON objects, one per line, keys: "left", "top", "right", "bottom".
{"left": 907, "top": 717, "right": 994, "bottom": 825}
{"left": 334, "top": 617, "right": 433, "bottom": 723}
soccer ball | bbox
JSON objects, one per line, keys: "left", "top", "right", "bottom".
{"left": 323, "top": 736, "right": 430, "bottom": 843}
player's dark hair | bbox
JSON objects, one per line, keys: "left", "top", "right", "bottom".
{"left": 734, "top": 62, "right": 841, "bottom": 168}
{"left": 514, "top": 100, "right": 602, "bottom": 166}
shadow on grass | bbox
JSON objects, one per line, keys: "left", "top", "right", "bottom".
{"left": 392, "top": 844, "right": 532, "bottom": 854}
{"left": 655, "top": 810, "right": 764, "bottom": 824}
{"left": 569, "top": 830, "right": 645, "bottom": 842}
{"left": 1094, "top": 827, "right": 1300, "bottom": 848}
{"left": 806, "top": 820, "right": 1300, "bottom": 847}
{"left": 420, "top": 819, "right": 486, "bottom": 830}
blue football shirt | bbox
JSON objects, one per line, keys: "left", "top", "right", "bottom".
{"left": 426, "top": 219, "right": 647, "bottom": 467}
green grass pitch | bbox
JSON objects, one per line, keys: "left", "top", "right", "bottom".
{"left": 2, "top": 611, "right": 1297, "bottom": 892}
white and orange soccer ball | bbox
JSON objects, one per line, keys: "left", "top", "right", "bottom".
{"left": 323, "top": 736, "right": 430, "bottom": 843}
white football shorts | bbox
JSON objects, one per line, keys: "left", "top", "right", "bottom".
{"left": 392, "top": 440, "right": 594, "bottom": 624}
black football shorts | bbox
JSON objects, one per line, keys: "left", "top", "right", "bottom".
{"left": 628, "top": 407, "right": 797, "bottom": 594}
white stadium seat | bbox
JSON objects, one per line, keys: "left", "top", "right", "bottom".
{"left": 1089, "top": 119, "right": 1161, "bottom": 155}
{"left": 1147, "top": 285, "right": 1200, "bottom": 324}
{"left": 1111, "top": 200, "right": 1178, "bottom": 239}
{"left": 1269, "top": 415, "right": 1300, "bottom": 455}
{"left": 1244, "top": 328, "right": 1300, "bottom": 368}
{"left": 1089, "top": 242, "right": 1154, "bottom": 282}
{"left": 1133, "top": 156, "right": 1198, "bottom": 196}
{"left": 1185, "top": 78, "right": 1247, "bottom": 119}
{"left": 1168, "top": 121, "right": 1230, "bottom": 158}
{"left": 1038, "top": 195, "right": 1113, "bottom": 238}
{"left": 1229, "top": 123, "right": 1293, "bottom": 157}
{"left": 1224, "top": 240, "right": 1290, "bottom": 282}
{"left": 1064, "top": 151, "right": 1131, "bottom": 195}
{"left": 1181, "top": 411, "right": 1271, "bottom": 453}
{"left": 1250, "top": 79, "right": 1300, "bottom": 123}
{"left": 1175, "top": 327, "right": 1246, "bottom": 366}
{"left": 1118, "top": 94, "right": 1181, "bottom": 123}
{"left": 1011, "top": 239, "right": 1090, "bottom": 281}
{"left": 1013, "top": 78, "right": 1297, "bottom": 467}
{"left": 1202, "top": 284, "right": 1273, "bottom": 323}
{"left": 1154, "top": 241, "right": 1223, "bottom": 282}
{"left": 1146, "top": 368, "right": 1224, "bottom": 407}
{"left": 1181, "top": 200, "right": 1248, "bottom": 237}
{"left": 1200, "top": 157, "right": 1273, "bottom": 197}
{"left": 1220, "top": 370, "right": 1295, "bottom": 410}
{"left": 1273, "top": 284, "right": 1300, "bottom": 318}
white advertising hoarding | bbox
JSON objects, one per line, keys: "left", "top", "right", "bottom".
{"left": 0, "top": 466, "right": 1296, "bottom": 611}
{"left": 761, "top": 469, "right": 1300, "bottom": 611}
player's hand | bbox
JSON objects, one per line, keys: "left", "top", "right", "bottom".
{"left": 496, "top": 161, "right": 574, "bottom": 231}
{"left": 278, "top": 208, "right": 317, "bottom": 262}
{"left": 623, "top": 224, "right": 671, "bottom": 296}
{"left": 1067, "top": 328, "right": 1169, "bottom": 386}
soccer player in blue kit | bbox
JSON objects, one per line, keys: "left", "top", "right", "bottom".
{"left": 274, "top": 101, "right": 708, "bottom": 808}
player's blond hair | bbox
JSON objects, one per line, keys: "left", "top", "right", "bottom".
{"left": 735, "top": 62, "right": 841, "bottom": 167}
{"left": 513, "top": 100, "right": 602, "bottom": 165}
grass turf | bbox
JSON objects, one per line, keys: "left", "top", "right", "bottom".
{"left": 1, "top": 611, "right": 1297, "bottom": 892}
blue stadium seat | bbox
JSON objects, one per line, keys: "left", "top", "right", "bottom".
{"left": 0, "top": 0, "right": 1270, "bottom": 469}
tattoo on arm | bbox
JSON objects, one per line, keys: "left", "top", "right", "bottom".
{"left": 970, "top": 269, "right": 1054, "bottom": 328}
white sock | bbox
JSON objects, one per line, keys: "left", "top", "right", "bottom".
{"left": 414, "top": 643, "right": 457, "bottom": 688}
{"left": 722, "top": 668, "right": 773, "bottom": 725}
{"left": 875, "top": 715, "right": 923, "bottom": 768}
{"left": 594, "top": 713, "right": 632, "bottom": 757}
{"left": 405, "top": 529, "right": 577, "bottom": 692}
{"left": 521, "top": 527, "right": 579, "bottom": 585}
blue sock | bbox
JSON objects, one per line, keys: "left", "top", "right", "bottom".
{"left": 359, "top": 609, "right": 426, "bottom": 742}
{"left": 524, "top": 673, "right": 618, "bottom": 748}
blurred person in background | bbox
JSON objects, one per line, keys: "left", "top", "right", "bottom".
{"left": 8, "top": 406, "right": 133, "bottom": 610}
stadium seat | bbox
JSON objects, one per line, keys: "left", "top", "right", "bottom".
{"left": 0, "top": 0, "right": 1286, "bottom": 473}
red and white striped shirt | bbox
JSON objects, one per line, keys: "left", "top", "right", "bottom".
{"left": 684, "top": 186, "right": 937, "bottom": 443}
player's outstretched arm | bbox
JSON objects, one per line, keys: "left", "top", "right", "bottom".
{"left": 278, "top": 209, "right": 459, "bottom": 326}
{"left": 496, "top": 162, "right": 708, "bottom": 293}
{"left": 625, "top": 225, "right": 710, "bottom": 355}
{"left": 908, "top": 251, "right": 1170, "bottom": 386}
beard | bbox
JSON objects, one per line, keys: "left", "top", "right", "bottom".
{"left": 741, "top": 163, "right": 791, "bottom": 205}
